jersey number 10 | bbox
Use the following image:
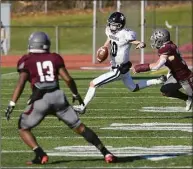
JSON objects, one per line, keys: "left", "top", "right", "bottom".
{"left": 110, "top": 40, "right": 118, "bottom": 57}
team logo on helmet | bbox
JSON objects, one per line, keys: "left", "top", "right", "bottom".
{"left": 107, "top": 12, "right": 126, "bottom": 33}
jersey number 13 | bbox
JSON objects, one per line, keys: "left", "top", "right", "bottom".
{"left": 36, "top": 61, "right": 55, "bottom": 82}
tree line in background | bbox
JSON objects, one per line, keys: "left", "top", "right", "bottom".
{"left": 1, "top": 0, "right": 190, "bottom": 13}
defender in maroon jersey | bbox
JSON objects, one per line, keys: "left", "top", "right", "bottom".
{"left": 5, "top": 32, "right": 116, "bottom": 165}
{"left": 133, "top": 28, "right": 193, "bottom": 111}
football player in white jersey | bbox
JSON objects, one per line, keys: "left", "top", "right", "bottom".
{"left": 74, "top": 12, "right": 166, "bottom": 113}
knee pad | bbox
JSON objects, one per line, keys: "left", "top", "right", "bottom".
{"left": 160, "top": 86, "right": 173, "bottom": 97}
{"left": 160, "top": 85, "right": 169, "bottom": 94}
{"left": 160, "top": 86, "right": 170, "bottom": 97}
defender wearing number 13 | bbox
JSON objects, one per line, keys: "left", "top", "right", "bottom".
{"left": 74, "top": 12, "right": 165, "bottom": 113}
{"left": 5, "top": 32, "right": 116, "bottom": 164}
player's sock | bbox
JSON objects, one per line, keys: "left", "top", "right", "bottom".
{"left": 27, "top": 147, "right": 48, "bottom": 164}
{"left": 137, "top": 79, "right": 163, "bottom": 89}
{"left": 83, "top": 87, "right": 96, "bottom": 107}
{"left": 81, "top": 126, "right": 111, "bottom": 156}
{"left": 33, "top": 146, "right": 47, "bottom": 157}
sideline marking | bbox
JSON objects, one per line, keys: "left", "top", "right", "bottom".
{"left": 101, "top": 123, "right": 192, "bottom": 132}
{"left": 2, "top": 145, "right": 192, "bottom": 162}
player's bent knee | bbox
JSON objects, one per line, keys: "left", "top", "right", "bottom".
{"left": 73, "top": 123, "right": 85, "bottom": 134}
{"left": 160, "top": 85, "right": 169, "bottom": 94}
{"left": 90, "top": 81, "right": 95, "bottom": 87}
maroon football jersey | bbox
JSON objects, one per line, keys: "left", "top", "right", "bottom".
{"left": 158, "top": 41, "right": 192, "bottom": 81}
{"left": 17, "top": 52, "right": 65, "bottom": 88}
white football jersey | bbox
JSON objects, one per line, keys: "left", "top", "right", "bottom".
{"left": 105, "top": 27, "right": 136, "bottom": 66}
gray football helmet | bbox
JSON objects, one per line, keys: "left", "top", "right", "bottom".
{"left": 150, "top": 29, "right": 170, "bottom": 49}
{"left": 28, "top": 32, "right": 51, "bottom": 51}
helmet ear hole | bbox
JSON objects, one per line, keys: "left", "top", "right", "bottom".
{"left": 43, "top": 45, "right": 49, "bottom": 50}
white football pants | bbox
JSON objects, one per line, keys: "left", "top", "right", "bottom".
{"left": 83, "top": 68, "right": 161, "bottom": 107}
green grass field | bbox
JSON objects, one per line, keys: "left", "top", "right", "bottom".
{"left": 9, "top": 3, "right": 192, "bottom": 55}
{"left": 1, "top": 68, "right": 192, "bottom": 168}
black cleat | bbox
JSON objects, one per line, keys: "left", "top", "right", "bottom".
{"left": 26, "top": 155, "right": 48, "bottom": 165}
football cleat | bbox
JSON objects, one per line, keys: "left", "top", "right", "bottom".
{"left": 104, "top": 154, "right": 116, "bottom": 163}
{"left": 157, "top": 75, "right": 167, "bottom": 84}
{"left": 73, "top": 104, "right": 86, "bottom": 114}
{"left": 26, "top": 155, "right": 49, "bottom": 165}
{"left": 185, "top": 96, "right": 193, "bottom": 111}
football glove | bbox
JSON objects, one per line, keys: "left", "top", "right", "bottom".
{"left": 5, "top": 101, "right": 15, "bottom": 121}
{"left": 72, "top": 94, "right": 85, "bottom": 106}
{"left": 135, "top": 42, "right": 146, "bottom": 49}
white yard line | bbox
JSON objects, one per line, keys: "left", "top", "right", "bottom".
{"left": 1, "top": 167, "right": 192, "bottom": 169}
{"left": 0, "top": 87, "right": 163, "bottom": 90}
{"left": 1, "top": 91, "right": 163, "bottom": 94}
{"left": 3, "top": 108, "right": 188, "bottom": 112}
{"left": 1, "top": 115, "right": 190, "bottom": 120}
{"left": 1, "top": 96, "right": 169, "bottom": 99}
{"left": 1, "top": 136, "right": 191, "bottom": 140}
{"left": 1, "top": 72, "right": 17, "bottom": 76}
{"left": 0, "top": 101, "right": 180, "bottom": 104}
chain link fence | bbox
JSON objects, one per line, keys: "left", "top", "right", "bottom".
{"left": 2, "top": 24, "right": 191, "bottom": 65}
{"left": 1, "top": 0, "right": 192, "bottom": 66}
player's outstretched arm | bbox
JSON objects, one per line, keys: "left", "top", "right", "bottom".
{"left": 129, "top": 40, "right": 146, "bottom": 49}
{"left": 5, "top": 72, "right": 28, "bottom": 120}
{"left": 59, "top": 67, "right": 84, "bottom": 105}
{"left": 10, "top": 72, "right": 28, "bottom": 103}
{"left": 133, "top": 55, "right": 167, "bottom": 74}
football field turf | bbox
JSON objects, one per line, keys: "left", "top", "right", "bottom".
{"left": 1, "top": 68, "right": 192, "bottom": 168}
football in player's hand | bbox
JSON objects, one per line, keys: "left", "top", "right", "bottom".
{"left": 97, "top": 46, "right": 108, "bottom": 63}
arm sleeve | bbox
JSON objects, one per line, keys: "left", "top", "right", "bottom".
{"left": 17, "top": 56, "right": 29, "bottom": 73}
{"left": 55, "top": 54, "right": 65, "bottom": 69}
{"left": 150, "top": 56, "right": 166, "bottom": 71}
{"left": 126, "top": 30, "right": 137, "bottom": 42}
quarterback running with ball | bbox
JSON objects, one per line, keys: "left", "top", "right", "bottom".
{"left": 74, "top": 12, "right": 166, "bottom": 114}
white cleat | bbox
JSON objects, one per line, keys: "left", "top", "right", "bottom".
{"left": 156, "top": 75, "right": 167, "bottom": 84}
{"left": 185, "top": 96, "right": 193, "bottom": 111}
{"left": 73, "top": 104, "right": 86, "bottom": 114}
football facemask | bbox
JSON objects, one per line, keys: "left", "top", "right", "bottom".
{"left": 108, "top": 22, "right": 122, "bottom": 33}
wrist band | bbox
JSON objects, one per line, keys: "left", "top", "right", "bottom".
{"left": 9, "top": 101, "right": 16, "bottom": 106}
